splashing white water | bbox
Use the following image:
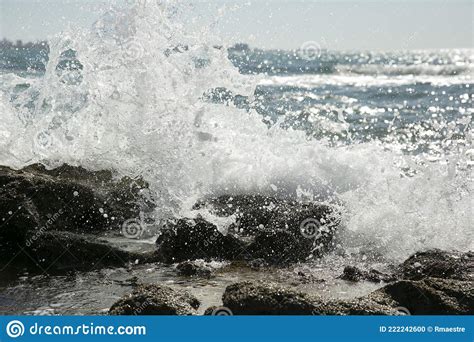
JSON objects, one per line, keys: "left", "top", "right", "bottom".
{"left": 0, "top": 1, "right": 472, "bottom": 261}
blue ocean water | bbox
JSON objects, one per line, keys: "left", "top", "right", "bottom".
{"left": 2, "top": 44, "right": 472, "bottom": 156}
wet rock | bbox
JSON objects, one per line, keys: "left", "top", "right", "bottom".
{"left": 189, "top": 194, "right": 340, "bottom": 264}
{"left": 339, "top": 266, "right": 396, "bottom": 283}
{"left": 290, "top": 270, "right": 325, "bottom": 285}
{"left": 369, "top": 277, "right": 473, "bottom": 315}
{"left": 0, "top": 163, "right": 154, "bottom": 271}
{"left": 311, "top": 298, "right": 399, "bottom": 315}
{"left": 222, "top": 281, "right": 317, "bottom": 315}
{"left": 0, "top": 230, "right": 157, "bottom": 273}
{"left": 246, "top": 230, "right": 308, "bottom": 264}
{"left": 23, "top": 231, "right": 156, "bottom": 272}
{"left": 0, "top": 163, "right": 153, "bottom": 243}
{"left": 264, "top": 200, "right": 340, "bottom": 259}
{"left": 194, "top": 194, "right": 281, "bottom": 236}
{"left": 176, "top": 260, "right": 213, "bottom": 278}
{"left": 397, "top": 249, "right": 473, "bottom": 281}
{"left": 109, "top": 284, "right": 200, "bottom": 315}
{"left": 155, "top": 217, "right": 247, "bottom": 263}
{"left": 222, "top": 281, "right": 396, "bottom": 315}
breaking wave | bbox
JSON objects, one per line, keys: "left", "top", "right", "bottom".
{"left": 0, "top": 1, "right": 472, "bottom": 262}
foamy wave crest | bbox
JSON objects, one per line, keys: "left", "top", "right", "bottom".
{"left": 0, "top": 0, "right": 472, "bottom": 261}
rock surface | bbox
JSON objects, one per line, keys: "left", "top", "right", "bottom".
{"left": 0, "top": 163, "right": 154, "bottom": 272}
{"left": 176, "top": 260, "right": 213, "bottom": 278}
{"left": 25, "top": 231, "right": 156, "bottom": 272}
{"left": 157, "top": 194, "right": 340, "bottom": 264}
{"left": 369, "top": 277, "right": 473, "bottom": 315}
{"left": 222, "top": 281, "right": 396, "bottom": 315}
{"left": 339, "top": 266, "right": 396, "bottom": 283}
{"left": 221, "top": 272, "right": 474, "bottom": 315}
{"left": 155, "top": 218, "right": 246, "bottom": 263}
{"left": 109, "top": 283, "right": 200, "bottom": 315}
{"left": 396, "top": 249, "right": 473, "bottom": 281}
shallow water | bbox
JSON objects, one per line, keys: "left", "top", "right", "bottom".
{"left": 0, "top": 240, "right": 385, "bottom": 315}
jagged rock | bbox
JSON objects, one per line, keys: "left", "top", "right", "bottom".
{"left": 20, "top": 231, "right": 157, "bottom": 272}
{"left": 161, "top": 194, "right": 340, "bottom": 264}
{"left": 194, "top": 194, "right": 282, "bottom": 236}
{"left": 222, "top": 281, "right": 317, "bottom": 315}
{"left": 246, "top": 230, "right": 309, "bottom": 264}
{"left": 155, "top": 217, "right": 247, "bottom": 263}
{"left": 0, "top": 163, "right": 154, "bottom": 272}
{"left": 109, "top": 284, "right": 200, "bottom": 315}
{"left": 339, "top": 266, "right": 396, "bottom": 283}
{"left": 369, "top": 277, "right": 473, "bottom": 315}
{"left": 176, "top": 260, "right": 213, "bottom": 278}
{"left": 0, "top": 163, "right": 152, "bottom": 241}
{"left": 222, "top": 281, "right": 396, "bottom": 315}
{"left": 397, "top": 249, "right": 473, "bottom": 281}
{"left": 289, "top": 270, "right": 325, "bottom": 285}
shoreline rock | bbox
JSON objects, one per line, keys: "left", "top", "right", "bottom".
{"left": 396, "top": 249, "right": 473, "bottom": 281}
{"left": 221, "top": 281, "right": 397, "bottom": 315}
{"left": 155, "top": 217, "right": 246, "bottom": 263}
{"left": 176, "top": 260, "right": 214, "bottom": 278}
{"left": 369, "top": 277, "right": 473, "bottom": 315}
{"left": 0, "top": 163, "right": 154, "bottom": 273}
{"left": 157, "top": 194, "right": 341, "bottom": 265}
{"left": 109, "top": 284, "right": 200, "bottom": 315}
{"left": 339, "top": 266, "right": 396, "bottom": 283}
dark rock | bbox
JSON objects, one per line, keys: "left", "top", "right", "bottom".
{"left": 310, "top": 298, "right": 399, "bottom": 315}
{"left": 0, "top": 163, "right": 153, "bottom": 243}
{"left": 109, "top": 284, "right": 200, "bottom": 315}
{"left": 176, "top": 260, "right": 213, "bottom": 278}
{"left": 290, "top": 270, "right": 325, "bottom": 285}
{"left": 246, "top": 230, "right": 308, "bottom": 264}
{"left": 264, "top": 201, "right": 339, "bottom": 259}
{"left": 155, "top": 217, "right": 247, "bottom": 263}
{"left": 193, "top": 194, "right": 280, "bottom": 236}
{"left": 0, "top": 163, "right": 154, "bottom": 271}
{"left": 0, "top": 230, "right": 157, "bottom": 273}
{"left": 369, "top": 277, "right": 473, "bottom": 315}
{"left": 176, "top": 194, "right": 341, "bottom": 264}
{"left": 222, "top": 281, "right": 396, "bottom": 315}
{"left": 397, "top": 249, "right": 473, "bottom": 281}
{"left": 23, "top": 231, "right": 156, "bottom": 272}
{"left": 222, "top": 281, "right": 316, "bottom": 315}
{"left": 340, "top": 266, "right": 396, "bottom": 283}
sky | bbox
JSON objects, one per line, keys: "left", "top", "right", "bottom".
{"left": 0, "top": 0, "right": 472, "bottom": 50}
